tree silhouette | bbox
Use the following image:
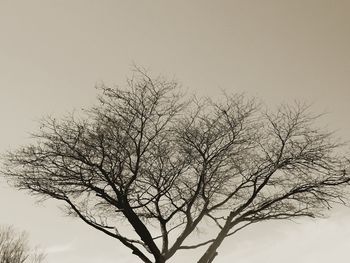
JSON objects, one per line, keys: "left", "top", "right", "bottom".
{"left": 0, "top": 226, "right": 45, "bottom": 263}
{"left": 3, "top": 69, "right": 350, "bottom": 263}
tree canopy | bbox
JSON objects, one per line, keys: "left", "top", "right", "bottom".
{"left": 0, "top": 225, "right": 45, "bottom": 263}
{"left": 3, "top": 70, "right": 350, "bottom": 263}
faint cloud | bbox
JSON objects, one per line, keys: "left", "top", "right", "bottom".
{"left": 46, "top": 241, "right": 75, "bottom": 254}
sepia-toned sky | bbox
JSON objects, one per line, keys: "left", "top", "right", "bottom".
{"left": 1, "top": 1, "right": 350, "bottom": 262}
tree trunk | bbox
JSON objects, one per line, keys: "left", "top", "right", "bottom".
{"left": 196, "top": 224, "right": 230, "bottom": 263}
{"left": 155, "top": 256, "right": 166, "bottom": 263}
{"left": 122, "top": 204, "right": 163, "bottom": 261}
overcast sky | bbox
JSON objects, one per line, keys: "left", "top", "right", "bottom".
{"left": 1, "top": 1, "right": 350, "bottom": 262}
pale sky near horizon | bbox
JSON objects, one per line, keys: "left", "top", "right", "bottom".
{"left": 1, "top": 1, "right": 350, "bottom": 262}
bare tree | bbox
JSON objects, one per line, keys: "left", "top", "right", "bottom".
{"left": 0, "top": 226, "right": 45, "bottom": 263}
{"left": 2, "top": 69, "right": 350, "bottom": 263}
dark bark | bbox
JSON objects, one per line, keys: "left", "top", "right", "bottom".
{"left": 196, "top": 216, "right": 233, "bottom": 263}
{"left": 197, "top": 233, "right": 225, "bottom": 263}
{"left": 123, "top": 204, "right": 163, "bottom": 262}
